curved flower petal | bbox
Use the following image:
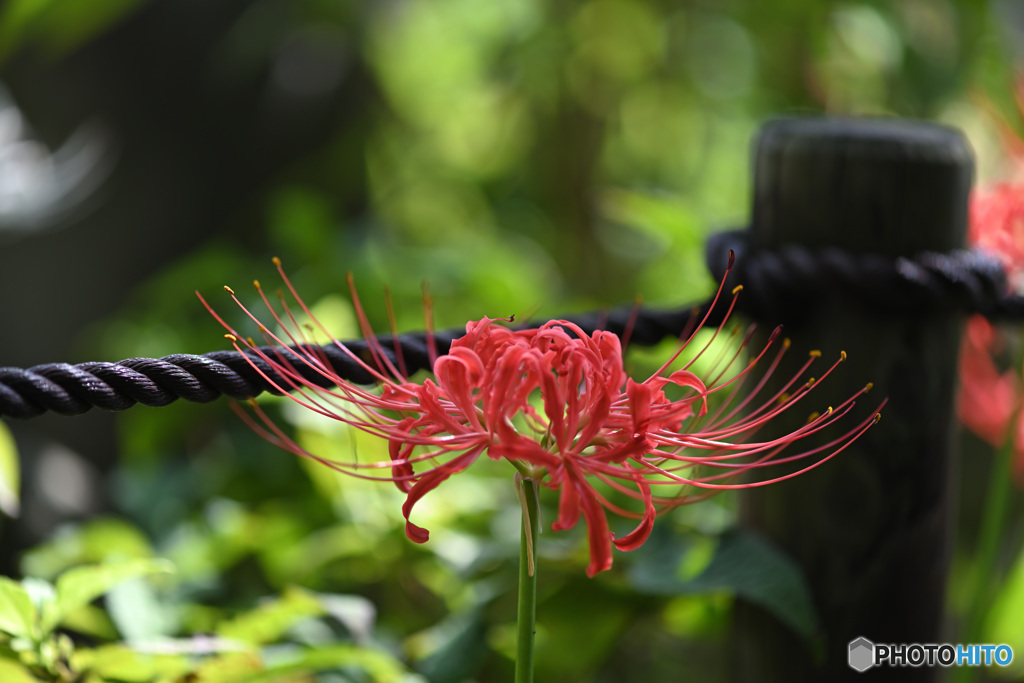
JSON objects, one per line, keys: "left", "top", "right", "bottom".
{"left": 611, "top": 475, "right": 655, "bottom": 552}
{"left": 558, "top": 459, "right": 613, "bottom": 578}
{"left": 400, "top": 446, "right": 485, "bottom": 543}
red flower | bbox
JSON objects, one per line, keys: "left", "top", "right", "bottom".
{"left": 959, "top": 317, "right": 1016, "bottom": 445}
{"left": 200, "top": 258, "right": 881, "bottom": 577}
{"left": 959, "top": 78, "right": 1024, "bottom": 483}
{"left": 958, "top": 317, "right": 1024, "bottom": 470}
{"left": 969, "top": 183, "right": 1024, "bottom": 287}
{"left": 961, "top": 184, "right": 1024, "bottom": 484}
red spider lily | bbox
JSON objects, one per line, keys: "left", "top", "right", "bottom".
{"left": 959, "top": 78, "right": 1024, "bottom": 483}
{"left": 969, "top": 79, "right": 1024, "bottom": 278}
{"left": 958, "top": 317, "right": 1024, "bottom": 483}
{"left": 970, "top": 75, "right": 1024, "bottom": 274}
{"left": 961, "top": 185, "right": 1024, "bottom": 484}
{"left": 199, "top": 257, "right": 882, "bottom": 577}
{"left": 969, "top": 183, "right": 1024, "bottom": 287}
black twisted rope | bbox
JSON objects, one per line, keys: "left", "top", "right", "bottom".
{"left": 2, "top": 229, "right": 1022, "bottom": 419}
{"left": 0, "top": 338, "right": 446, "bottom": 420}
{"left": 705, "top": 230, "right": 1022, "bottom": 321}
{"left": 0, "top": 304, "right": 714, "bottom": 420}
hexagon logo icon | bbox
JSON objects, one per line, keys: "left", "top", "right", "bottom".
{"left": 849, "top": 637, "right": 875, "bottom": 672}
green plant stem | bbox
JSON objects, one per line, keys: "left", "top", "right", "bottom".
{"left": 955, "top": 428, "right": 1017, "bottom": 683}
{"left": 515, "top": 477, "right": 540, "bottom": 683}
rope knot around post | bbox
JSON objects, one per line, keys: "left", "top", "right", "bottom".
{"left": 706, "top": 228, "right": 1012, "bottom": 323}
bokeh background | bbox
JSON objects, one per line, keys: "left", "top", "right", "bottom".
{"left": 1, "top": 1, "right": 1023, "bottom": 681}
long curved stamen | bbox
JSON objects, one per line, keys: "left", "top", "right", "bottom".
{"left": 646, "top": 252, "right": 741, "bottom": 381}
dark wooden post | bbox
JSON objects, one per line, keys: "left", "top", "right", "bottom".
{"left": 733, "top": 118, "right": 972, "bottom": 682}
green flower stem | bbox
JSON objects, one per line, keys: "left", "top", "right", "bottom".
{"left": 515, "top": 477, "right": 540, "bottom": 683}
{"left": 955, "top": 425, "right": 1017, "bottom": 683}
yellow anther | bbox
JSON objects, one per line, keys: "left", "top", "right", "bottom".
{"left": 272, "top": 256, "right": 282, "bottom": 267}
{"left": 778, "top": 392, "right": 790, "bottom": 403}
{"left": 783, "top": 338, "right": 792, "bottom": 349}
{"left": 246, "top": 337, "right": 256, "bottom": 346}
{"left": 809, "top": 349, "right": 822, "bottom": 358}
{"left": 807, "top": 377, "right": 816, "bottom": 387}
{"left": 253, "top": 279, "right": 261, "bottom": 289}
{"left": 865, "top": 382, "right": 874, "bottom": 393}
{"left": 224, "top": 333, "right": 238, "bottom": 342}
{"left": 807, "top": 412, "right": 820, "bottom": 423}
{"left": 224, "top": 285, "right": 235, "bottom": 295}
{"left": 732, "top": 285, "right": 744, "bottom": 295}
{"left": 840, "top": 350, "right": 847, "bottom": 361}
{"left": 873, "top": 413, "right": 882, "bottom": 424}
{"left": 826, "top": 406, "right": 833, "bottom": 414}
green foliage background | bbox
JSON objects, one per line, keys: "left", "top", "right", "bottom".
{"left": 0, "top": 0, "right": 1022, "bottom": 681}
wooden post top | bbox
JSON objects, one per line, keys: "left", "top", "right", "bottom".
{"left": 751, "top": 117, "right": 974, "bottom": 256}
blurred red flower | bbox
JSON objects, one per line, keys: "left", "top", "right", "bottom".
{"left": 969, "top": 183, "right": 1024, "bottom": 287}
{"left": 958, "top": 316, "right": 1024, "bottom": 484}
{"left": 959, "top": 77, "right": 1024, "bottom": 483}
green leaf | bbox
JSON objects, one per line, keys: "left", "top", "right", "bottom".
{"left": 71, "top": 643, "right": 191, "bottom": 683}
{"left": 192, "top": 650, "right": 264, "bottom": 682}
{"left": 106, "top": 576, "right": 179, "bottom": 642}
{"left": 58, "top": 603, "right": 119, "bottom": 641}
{"left": 629, "top": 527, "right": 820, "bottom": 643}
{"left": 254, "top": 644, "right": 419, "bottom": 683}
{"left": 216, "top": 586, "right": 324, "bottom": 646}
{"left": 21, "top": 517, "right": 154, "bottom": 580}
{"left": 0, "top": 656, "right": 40, "bottom": 683}
{"left": 40, "top": 559, "right": 173, "bottom": 635}
{"left": 0, "top": 421, "right": 19, "bottom": 517}
{"left": 0, "top": 577, "right": 37, "bottom": 640}
{"left": 984, "top": 543, "right": 1024, "bottom": 678}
